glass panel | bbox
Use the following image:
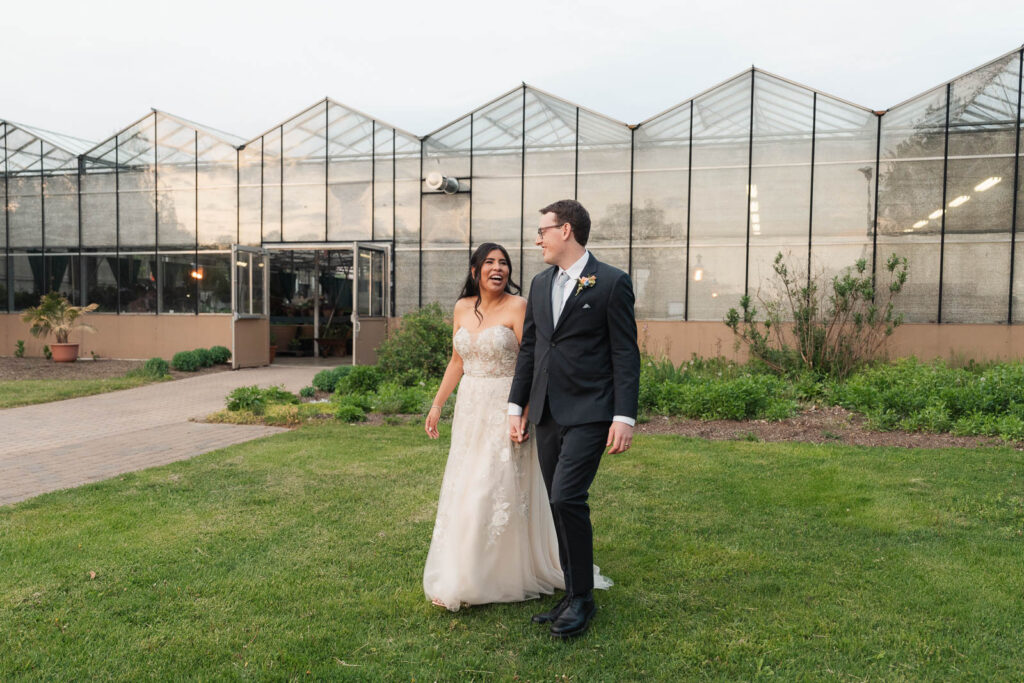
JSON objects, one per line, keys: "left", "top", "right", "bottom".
{"left": 197, "top": 135, "right": 237, "bottom": 249}
{"left": 633, "top": 101, "right": 689, "bottom": 320}
{"left": 748, "top": 73, "right": 814, "bottom": 301}
{"left": 45, "top": 253, "right": 81, "bottom": 304}
{"left": 373, "top": 123, "right": 395, "bottom": 240}
{"left": 1017, "top": 54, "right": 1024, "bottom": 321}
{"left": 327, "top": 102, "right": 373, "bottom": 241}
{"left": 81, "top": 139, "right": 118, "bottom": 248}
{"left": 688, "top": 73, "right": 752, "bottom": 320}
{"left": 357, "top": 248, "right": 371, "bottom": 316}
{"left": 394, "top": 248, "right": 419, "bottom": 314}
{"left": 11, "top": 252, "right": 43, "bottom": 309}
{"left": 262, "top": 129, "right": 282, "bottom": 242}
{"left": 522, "top": 90, "right": 575, "bottom": 292}
{"left": 43, "top": 173, "right": 79, "bottom": 248}
{"left": 811, "top": 95, "right": 877, "bottom": 285}
{"left": 877, "top": 85, "right": 947, "bottom": 322}
{"left": 422, "top": 193, "right": 468, "bottom": 248}
{"left": 394, "top": 134, "right": 421, "bottom": 314}
{"left": 577, "top": 108, "right": 631, "bottom": 274}
{"left": 372, "top": 249, "right": 385, "bottom": 317}
{"left": 155, "top": 115, "right": 197, "bottom": 250}
{"left": 82, "top": 253, "right": 118, "bottom": 312}
{"left": 238, "top": 140, "right": 261, "bottom": 246}
{"left": 421, "top": 249, "right": 465, "bottom": 307}
{"left": 252, "top": 251, "right": 266, "bottom": 316}
{"left": 9, "top": 176, "right": 42, "bottom": 248}
{"left": 198, "top": 252, "right": 231, "bottom": 313}
{"left": 472, "top": 91, "right": 523, "bottom": 254}
{"left": 119, "top": 253, "right": 157, "bottom": 313}
{"left": 236, "top": 252, "right": 252, "bottom": 316}
{"left": 283, "top": 102, "right": 327, "bottom": 242}
{"left": 0, "top": 255, "right": 7, "bottom": 312}
{"left": 942, "top": 53, "right": 1019, "bottom": 323}
{"left": 119, "top": 115, "right": 157, "bottom": 250}
{"left": 157, "top": 252, "right": 195, "bottom": 314}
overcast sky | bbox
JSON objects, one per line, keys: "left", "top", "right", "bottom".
{"left": 3, "top": 0, "right": 1023, "bottom": 144}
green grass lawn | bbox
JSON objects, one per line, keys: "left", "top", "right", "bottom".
{"left": 0, "top": 376, "right": 164, "bottom": 409}
{"left": 2, "top": 424, "right": 1022, "bottom": 680}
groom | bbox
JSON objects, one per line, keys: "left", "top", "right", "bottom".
{"left": 508, "top": 199, "right": 640, "bottom": 639}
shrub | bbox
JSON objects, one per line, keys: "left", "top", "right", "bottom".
{"left": 172, "top": 350, "right": 201, "bottom": 372}
{"left": 299, "top": 386, "right": 315, "bottom": 398}
{"left": 209, "top": 345, "right": 231, "bottom": 364}
{"left": 647, "top": 373, "right": 797, "bottom": 421}
{"left": 338, "top": 365, "right": 384, "bottom": 394}
{"left": 43, "top": 345, "right": 51, "bottom": 360}
{"left": 194, "top": 348, "right": 215, "bottom": 368}
{"left": 14, "top": 340, "right": 25, "bottom": 358}
{"left": 335, "top": 403, "right": 367, "bottom": 422}
{"left": 131, "top": 357, "right": 169, "bottom": 379}
{"left": 227, "top": 386, "right": 265, "bottom": 414}
{"left": 725, "top": 252, "right": 908, "bottom": 378}
{"left": 376, "top": 303, "right": 452, "bottom": 384}
{"left": 313, "top": 365, "right": 355, "bottom": 393}
{"left": 260, "top": 386, "right": 299, "bottom": 405}
{"left": 331, "top": 391, "right": 374, "bottom": 413}
{"left": 374, "top": 381, "right": 430, "bottom": 414}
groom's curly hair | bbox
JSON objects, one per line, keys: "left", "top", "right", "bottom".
{"left": 540, "top": 199, "right": 591, "bottom": 247}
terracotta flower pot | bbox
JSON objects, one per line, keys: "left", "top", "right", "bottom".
{"left": 51, "top": 343, "right": 79, "bottom": 363}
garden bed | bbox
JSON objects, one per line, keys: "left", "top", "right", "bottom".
{"left": 0, "top": 356, "right": 230, "bottom": 382}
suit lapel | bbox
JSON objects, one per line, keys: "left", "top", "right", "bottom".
{"left": 554, "top": 254, "right": 599, "bottom": 333}
{"left": 537, "top": 266, "right": 557, "bottom": 335}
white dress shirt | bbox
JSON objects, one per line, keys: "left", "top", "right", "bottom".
{"left": 509, "top": 250, "right": 635, "bottom": 427}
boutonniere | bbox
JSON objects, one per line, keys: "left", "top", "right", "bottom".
{"left": 574, "top": 275, "right": 597, "bottom": 296}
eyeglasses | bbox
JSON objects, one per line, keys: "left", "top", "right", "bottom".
{"left": 537, "top": 223, "right": 566, "bottom": 237}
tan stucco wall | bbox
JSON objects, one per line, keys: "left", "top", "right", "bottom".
{"left": 637, "top": 320, "right": 1024, "bottom": 366}
{"left": 0, "top": 313, "right": 232, "bottom": 360}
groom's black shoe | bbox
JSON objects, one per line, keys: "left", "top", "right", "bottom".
{"left": 549, "top": 593, "right": 596, "bottom": 639}
{"left": 531, "top": 595, "right": 570, "bottom": 624}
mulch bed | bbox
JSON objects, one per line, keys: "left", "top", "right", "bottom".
{"left": 0, "top": 356, "right": 230, "bottom": 382}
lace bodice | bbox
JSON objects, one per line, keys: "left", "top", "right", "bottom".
{"left": 454, "top": 325, "right": 519, "bottom": 378}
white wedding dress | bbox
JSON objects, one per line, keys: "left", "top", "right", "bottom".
{"left": 423, "top": 325, "right": 611, "bottom": 611}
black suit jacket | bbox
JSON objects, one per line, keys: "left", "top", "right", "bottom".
{"left": 509, "top": 253, "right": 641, "bottom": 426}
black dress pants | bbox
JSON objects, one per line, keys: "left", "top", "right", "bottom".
{"left": 534, "top": 403, "right": 608, "bottom": 598}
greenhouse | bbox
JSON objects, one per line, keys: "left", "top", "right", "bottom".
{"left": 1, "top": 46, "right": 1022, "bottom": 365}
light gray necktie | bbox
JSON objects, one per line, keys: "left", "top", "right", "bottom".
{"left": 552, "top": 271, "right": 570, "bottom": 325}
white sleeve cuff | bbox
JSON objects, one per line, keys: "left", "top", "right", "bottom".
{"left": 613, "top": 415, "right": 636, "bottom": 427}
{"left": 508, "top": 403, "right": 523, "bottom": 416}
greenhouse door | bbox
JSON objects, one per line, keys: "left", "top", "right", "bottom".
{"left": 352, "top": 243, "right": 389, "bottom": 365}
{"left": 231, "top": 245, "right": 269, "bottom": 369}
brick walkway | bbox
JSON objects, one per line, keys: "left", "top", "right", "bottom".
{"left": 0, "top": 366, "right": 323, "bottom": 506}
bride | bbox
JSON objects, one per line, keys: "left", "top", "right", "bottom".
{"left": 423, "top": 243, "right": 607, "bottom": 611}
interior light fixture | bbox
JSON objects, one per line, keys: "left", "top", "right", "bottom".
{"left": 928, "top": 209, "right": 943, "bottom": 220}
{"left": 912, "top": 220, "right": 928, "bottom": 229}
{"left": 974, "top": 176, "right": 1002, "bottom": 192}
{"left": 236, "top": 260, "right": 248, "bottom": 267}
{"left": 190, "top": 268, "right": 204, "bottom": 280}
{"left": 750, "top": 201, "right": 759, "bottom": 213}
{"left": 948, "top": 195, "right": 970, "bottom": 208}
{"left": 749, "top": 184, "right": 758, "bottom": 199}
{"left": 693, "top": 268, "right": 703, "bottom": 282}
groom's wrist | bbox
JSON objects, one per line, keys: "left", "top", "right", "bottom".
{"left": 508, "top": 403, "right": 523, "bottom": 417}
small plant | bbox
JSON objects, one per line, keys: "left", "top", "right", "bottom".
{"left": 334, "top": 403, "right": 367, "bottom": 423}
{"left": 171, "top": 350, "right": 201, "bottom": 372}
{"left": 14, "top": 340, "right": 25, "bottom": 358}
{"left": 226, "top": 386, "right": 265, "bottom": 414}
{"left": 313, "top": 365, "right": 354, "bottom": 393}
{"left": 725, "top": 252, "right": 908, "bottom": 379}
{"left": 374, "top": 381, "right": 429, "bottom": 414}
{"left": 260, "top": 386, "right": 299, "bottom": 405}
{"left": 90, "top": 351, "right": 100, "bottom": 361}
{"left": 20, "top": 291, "right": 99, "bottom": 345}
{"left": 143, "top": 357, "right": 169, "bottom": 377}
{"left": 209, "top": 346, "right": 231, "bottom": 365}
{"left": 194, "top": 348, "right": 215, "bottom": 368}
{"left": 43, "top": 345, "right": 52, "bottom": 360}
{"left": 299, "top": 386, "right": 315, "bottom": 398}
{"left": 338, "top": 365, "right": 384, "bottom": 394}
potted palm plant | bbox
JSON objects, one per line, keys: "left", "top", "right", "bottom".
{"left": 21, "top": 292, "right": 99, "bottom": 362}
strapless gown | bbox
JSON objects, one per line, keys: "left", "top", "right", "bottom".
{"left": 422, "top": 325, "right": 611, "bottom": 611}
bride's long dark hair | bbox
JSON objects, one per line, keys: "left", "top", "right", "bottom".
{"left": 458, "top": 242, "right": 521, "bottom": 321}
